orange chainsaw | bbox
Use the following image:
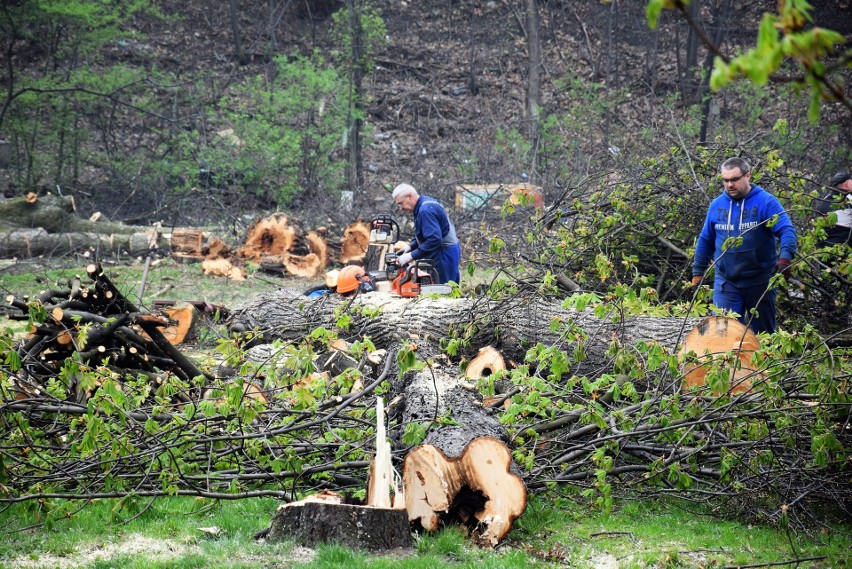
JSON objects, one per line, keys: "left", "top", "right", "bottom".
{"left": 385, "top": 256, "right": 449, "bottom": 297}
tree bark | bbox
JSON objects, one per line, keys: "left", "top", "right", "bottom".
{"left": 228, "top": 289, "right": 701, "bottom": 377}
{"left": 525, "top": 0, "right": 542, "bottom": 176}
{"left": 267, "top": 493, "right": 414, "bottom": 550}
{"left": 228, "top": 0, "right": 248, "bottom": 65}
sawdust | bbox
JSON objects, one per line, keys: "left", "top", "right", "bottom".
{"left": 6, "top": 534, "right": 318, "bottom": 569}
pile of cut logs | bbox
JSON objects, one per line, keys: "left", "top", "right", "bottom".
{"left": 7, "top": 263, "right": 210, "bottom": 402}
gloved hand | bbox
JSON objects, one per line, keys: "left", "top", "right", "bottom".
{"left": 775, "top": 258, "right": 792, "bottom": 280}
{"left": 690, "top": 275, "right": 702, "bottom": 294}
{"left": 397, "top": 252, "right": 413, "bottom": 266}
{"left": 395, "top": 242, "right": 411, "bottom": 254}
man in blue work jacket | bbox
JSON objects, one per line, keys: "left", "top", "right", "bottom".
{"left": 392, "top": 183, "right": 461, "bottom": 285}
{"left": 691, "top": 157, "right": 798, "bottom": 334}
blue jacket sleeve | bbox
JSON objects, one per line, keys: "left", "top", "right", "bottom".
{"left": 765, "top": 197, "right": 798, "bottom": 261}
{"left": 692, "top": 211, "right": 716, "bottom": 276}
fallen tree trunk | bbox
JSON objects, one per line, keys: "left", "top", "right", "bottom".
{"left": 0, "top": 194, "right": 168, "bottom": 257}
{"left": 0, "top": 228, "right": 163, "bottom": 258}
{"left": 0, "top": 194, "right": 137, "bottom": 234}
{"left": 228, "top": 289, "right": 701, "bottom": 376}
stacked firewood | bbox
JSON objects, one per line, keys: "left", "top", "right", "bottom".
{"left": 7, "top": 263, "right": 209, "bottom": 402}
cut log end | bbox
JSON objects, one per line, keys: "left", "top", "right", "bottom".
{"left": 679, "top": 316, "right": 762, "bottom": 394}
{"left": 403, "top": 436, "right": 527, "bottom": 547}
{"left": 465, "top": 346, "right": 506, "bottom": 380}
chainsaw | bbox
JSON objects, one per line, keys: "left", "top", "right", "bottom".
{"left": 369, "top": 214, "right": 400, "bottom": 245}
{"left": 385, "top": 255, "right": 452, "bottom": 297}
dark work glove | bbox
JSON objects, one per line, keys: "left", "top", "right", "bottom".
{"left": 775, "top": 258, "right": 792, "bottom": 281}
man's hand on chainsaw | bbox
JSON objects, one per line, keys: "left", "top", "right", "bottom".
{"left": 395, "top": 242, "right": 411, "bottom": 254}
{"left": 397, "top": 252, "right": 413, "bottom": 266}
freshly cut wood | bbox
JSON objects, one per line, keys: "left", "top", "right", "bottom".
{"left": 266, "top": 490, "right": 414, "bottom": 550}
{"left": 678, "top": 316, "right": 762, "bottom": 394}
{"left": 284, "top": 253, "right": 322, "bottom": 278}
{"left": 203, "top": 238, "right": 233, "bottom": 260}
{"left": 340, "top": 219, "right": 370, "bottom": 263}
{"left": 238, "top": 214, "right": 329, "bottom": 277}
{"left": 465, "top": 346, "right": 506, "bottom": 380}
{"left": 403, "top": 436, "right": 527, "bottom": 547}
{"left": 305, "top": 230, "right": 329, "bottom": 269}
{"left": 238, "top": 213, "right": 297, "bottom": 261}
{"left": 170, "top": 228, "right": 204, "bottom": 254}
{"left": 366, "top": 398, "right": 404, "bottom": 509}
{"left": 202, "top": 258, "right": 246, "bottom": 281}
{"left": 159, "top": 304, "right": 199, "bottom": 345}
{"left": 324, "top": 269, "right": 340, "bottom": 288}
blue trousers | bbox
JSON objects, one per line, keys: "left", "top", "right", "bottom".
{"left": 713, "top": 280, "right": 777, "bottom": 334}
{"left": 429, "top": 243, "right": 461, "bottom": 284}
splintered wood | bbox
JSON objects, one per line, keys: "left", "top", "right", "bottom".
{"left": 403, "top": 436, "right": 527, "bottom": 547}
{"left": 238, "top": 213, "right": 330, "bottom": 278}
{"left": 366, "top": 397, "right": 405, "bottom": 509}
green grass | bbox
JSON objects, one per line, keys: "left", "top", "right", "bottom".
{"left": 0, "top": 495, "right": 848, "bottom": 568}
{"left": 0, "top": 257, "right": 288, "bottom": 309}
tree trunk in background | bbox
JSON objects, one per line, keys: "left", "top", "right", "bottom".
{"left": 346, "top": 0, "right": 364, "bottom": 198}
{"left": 682, "top": 0, "right": 701, "bottom": 103}
{"left": 228, "top": 0, "right": 248, "bottom": 65}
{"left": 525, "top": 0, "right": 542, "bottom": 178}
{"left": 699, "top": 0, "right": 732, "bottom": 143}
{"left": 602, "top": 0, "right": 616, "bottom": 151}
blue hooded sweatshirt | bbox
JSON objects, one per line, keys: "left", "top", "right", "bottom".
{"left": 693, "top": 184, "right": 797, "bottom": 288}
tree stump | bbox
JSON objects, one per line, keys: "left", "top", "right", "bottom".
{"left": 267, "top": 492, "right": 414, "bottom": 550}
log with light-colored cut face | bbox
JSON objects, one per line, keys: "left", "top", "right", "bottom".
{"left": 340, "top": 220, "right": 370, "bottom": 263}
{"left": 679, "top": 316, "right": 762, "bottom": 394}
{"left": 159, "top": 304, "right": 199, "bottom": 345}
{"left": 403, "top": 436, "right": 527, "bottom": 547}
{"left": 465, "top": 346, "right": 506, "bottom": 380}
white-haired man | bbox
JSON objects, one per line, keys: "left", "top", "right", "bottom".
{"left": 392, "top": 183, "right": 461, "bottom": 284}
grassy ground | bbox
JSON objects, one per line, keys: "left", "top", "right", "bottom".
{"left": 0, "top": 495, "right": 848, "bottom": 569}
{"left": 1, "top": 259, "right": 850, "bottom": 568}
{"left": 0, "top": 256, "right": 293, "bottom": 310}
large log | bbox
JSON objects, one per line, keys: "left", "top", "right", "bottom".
{"left": 0, "top": 194, "right": 168, "bottom": 257}
{"left": 0, "top": 228, "right": 162, "bottom": 258}
{"left": 228, "top": 289, "right": 701, "bottom": 376}
{"left": 0, "top": 193, "right": 164, "bottom": 236}
{"left": 237, "top": 213, "right": 329, "bottom": 277}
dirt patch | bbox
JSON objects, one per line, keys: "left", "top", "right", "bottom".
{"left": 7, "top": 534, "right": 319, "bottom": 569}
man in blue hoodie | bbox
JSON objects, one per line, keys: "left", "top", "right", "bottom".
{"left": 392, "top": 183, "right": 461, "bottom": 284}
{"left": 691, "top": 157, "right": 798, "bottom": 334}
